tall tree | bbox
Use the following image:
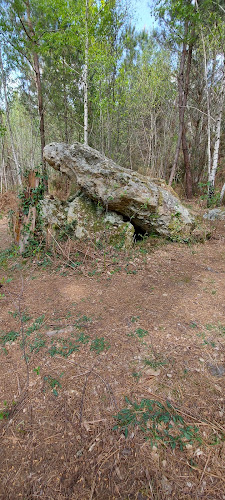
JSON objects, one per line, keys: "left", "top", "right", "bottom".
{"left": 0, "top": 45, "right": 22, "bottom": 186}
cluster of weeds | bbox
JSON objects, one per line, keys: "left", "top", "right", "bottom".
{"left": 192, "top": 322, "right": 225, "bottom": 349}
{"left": 48, "top": 333, "right": 110, "bottom": 358}
{"left": 131, "top": 315, "right": 140, "bottom": 323}
{"left": 29, "top": 334, "right": 46, "bottom": 353}
{"left": 0, "top": 246, "right": 19, "bottom": 269}
{"left": 196, "top": 331, "right": 216, "bottom": 348}
{"left": 113, "top": 397, "right": 202, "bottom": 450}
{"left": 90, "top": 337, "right": 110, "bottom": 354}
{"left": 8, "top": 310, "right": 31, "bottom": 323}
{"left": 73, "top": 315, "right": 92, "bottom": 329}
{"left": 0, "top": 400, "right": 16, "bottom": 420}
{"left": 0, "top": 314, "right": 46, "bottom": 355}
{"left": 144, "top": 356, "right": 167, "bottom": 370}
{"left": 48, "top": 336, "right": 81, "bottom": 358}
{"left": 132, "top": 371, "right": 141, "bottom": 381}
{"left": 0, "top": 330, "right": 20, "bottom": 351}
{"left": 128, "top": 328, "right": 149, "bottom": 340}
{"left": 205, "top": 323, "right": 225, "bottom": 337}
{"left": 43, "top": 374, "right": 63, "bottom": 397}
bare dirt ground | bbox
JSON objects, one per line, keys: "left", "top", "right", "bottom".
{"left": 0, "top": 195, "right": 224, "bottom": 499}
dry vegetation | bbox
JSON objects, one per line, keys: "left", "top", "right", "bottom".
{"left": 0, "top": 194, "right": 224, "bottom": 500}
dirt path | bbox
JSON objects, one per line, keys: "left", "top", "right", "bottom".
{"left": 0, "top": 220, "right": 224, "bottom": 499}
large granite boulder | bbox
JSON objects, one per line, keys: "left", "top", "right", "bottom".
{"left": 43, "top": 142, "right": 194, "bottom": 239}
{"left": 40, "top": 194, "right": 134, "bottom": 249}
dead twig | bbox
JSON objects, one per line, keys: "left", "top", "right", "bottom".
{"left": 199, "top": 450, "right": 212, "bottom": 485}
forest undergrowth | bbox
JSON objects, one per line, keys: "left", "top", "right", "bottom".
{"left": 0, "top": 195, "right": 224, "bottom": 500}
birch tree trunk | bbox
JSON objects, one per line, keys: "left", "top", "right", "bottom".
{"left": 208, "top": 57, "right": 225, "bottom": 201}
{"left": 0, "top": 47, "right": 22, "bottom": 187}
{"left": 195, "top": 0, "right": 211, "bottom": 176}
{"left": 220, "top": 182, "right": 225, "bottom": 205}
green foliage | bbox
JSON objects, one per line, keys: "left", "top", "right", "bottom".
{"left": 128, "top": 328, "right": 149, "bottom": 340}
{"left": 73, "top": 315, "right": 92, "bottom": 329}
{"left": 198, "top": 182, "right": 221, "bottom": 208}
{"left": 90, "top": 337, "right": 110, "bottom": 354}
{"left": 135, "top": 328, "right": 148, "bottom": 339}
{"left": 0, "top": 246, "right": 19, "bottom": 268}
{"left": 0, "top": 400, "right": 16, "bottom": 420}
{"left": 43, "top": 374, "right": 62, "bottom": 397}
{"left": 113, "top": 397, "right": 201, "bottom": 449}
{"left": 0, "top": 330, "right": 19, "bottom": 346}
{"left": 29, "top": 334, "right": 46, "bottom": 353}
{"left": 25, "top": 315, "right": 45, "bottom": 336}
{"left": 48, "top": 337, "right": 80, "bottom": 358}
{"left": 144, "top": 357, "right": 167, "bottom": 369}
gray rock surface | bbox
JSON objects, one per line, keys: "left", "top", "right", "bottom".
{"left": 203, "top": 208, "right": 225, "bottom": 221}
{"left": 40, "top": 194, "right": 134, "bottom": 248}
{"left": 44, "top": 142, "right": 194, "bottom": 238}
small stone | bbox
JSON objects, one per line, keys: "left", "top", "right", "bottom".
{"left": 167, "top": 373, "right": 172, "bottom": 378}
{"left": 195, "top": 448, "right": 203, "bottom": 457}
{"left": 145, "top": 368, "right": 161, "bottom": 377}
{"left": 162, "top": 460, "right": 167, "bottom": 467}
{"left": 161, "top": 476, "right": 173, "bottom": 495}
{"left": 215, "top": 385, "right": 222, "bottom": 392}
{"left": 207, "top": 363, "right": 225, "bottom": 377}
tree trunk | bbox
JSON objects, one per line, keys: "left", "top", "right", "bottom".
{"left": 169, "top": 22, "right": 188, "bottom": 186}
{"left": 63, "top": 58, "right": 69, "bottom": 143}
{"left": 195, "top": 0, "right": 212, "bottom": 176}
{"left": 25, "top": 0, "right": 47, "bottom": 190}
{"left": 169, "top": 23, "right": 193, "bottom": 197}
{"left": 0, "top": 47, "right": 22, "bottom": 187}
{"left": 182, "top": 127, "right": 192, "bottom": 198}
{"left": 220, "top": 182, "right": 225, "bottom": 205}
{"left": 182, "top": 40, "right": 193, "bottom": 198}
{"left": 84, "top": 0, "right": 89, "bottom": 146}
{"left": 208, "top": 57, "right": 225, "bottom": 202}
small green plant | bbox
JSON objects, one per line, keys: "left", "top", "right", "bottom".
{"left": 73, "top": 315, "right": 92, "bottom": 329}
{"left": 113, "top": 397, "right": 201, "bottom": 450}
{"left": 144, "top": 357, "right": 167, "bottom": 369}
{"left": 29, "top": 335, "right": 46, "bottom": 353}
{"left": 0, "top": 277, "right": 13, "bottom": 285}
{"left": 0, "top": 401, "right": 10, "bottom": 420}
{"left": 132, "top": 371, "right": 141, "bottom": 381}
{"left": 189, "top": 321, "right": 198, "bottom": 329}
{"left": 131, "top": 316, "right": 140, "bottom": 323}
{"left": 76, "top": 332, "right": 90, "bottom": 344}
{"left": 90, "top": 337, "right": 110, "bottom": 354}
{"left": 33, "top": 366, "right": 40, "bottom": 375}
{"left": 25, "top": 315, "right": 45, "bottom": 336}
{"left": 0, "top": 330, "right": 19, "bottom": 346}
{"left": 0, "top": 400, "right": 16, "bottom": 420}
{"left": 43, "top": 374, "right": 62, "bottom": 396}
{"left": 135, "top": 328, "right": 148, "bottom": 338}
{"left": 48, "top": 338, "right": 80, "bottom": 358}
{"left": 196, "top": 331, "right": 216, "bottom": 348}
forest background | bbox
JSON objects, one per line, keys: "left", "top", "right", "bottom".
{"left": 0, "top": 0, "right": 225, "bottom": 204}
